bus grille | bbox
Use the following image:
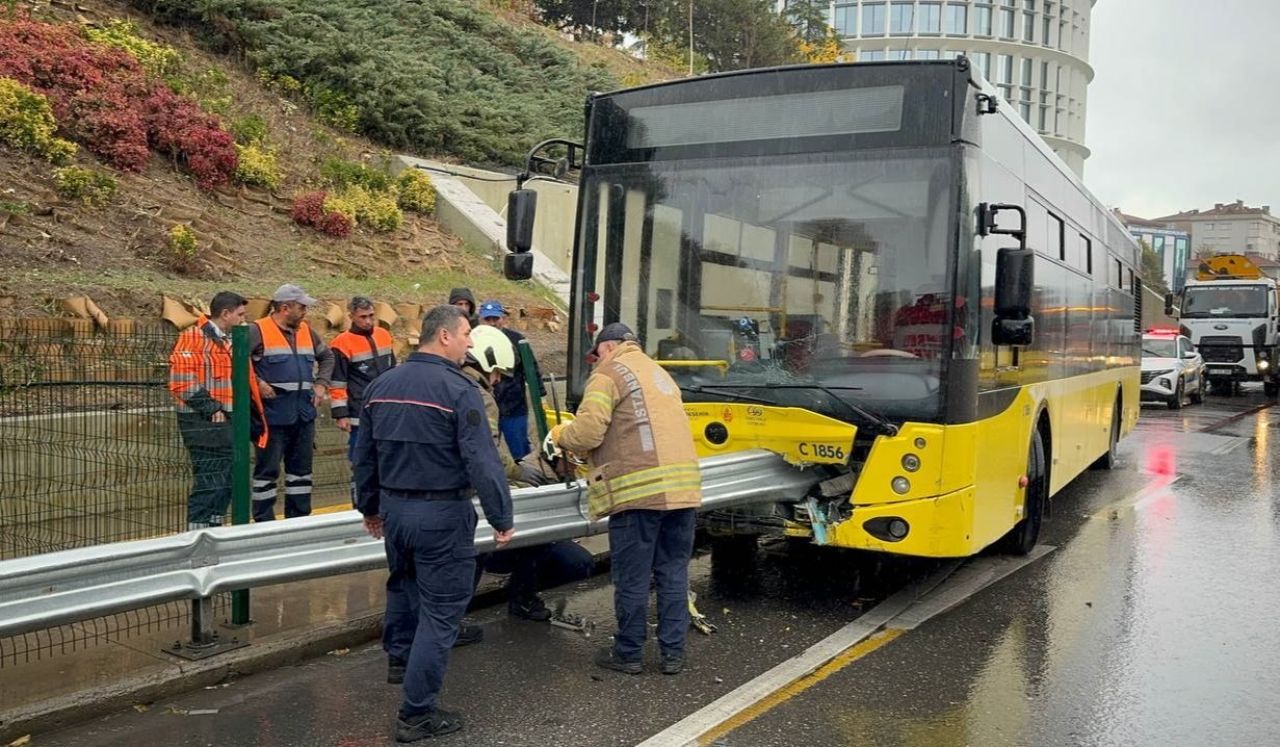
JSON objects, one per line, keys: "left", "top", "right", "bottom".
{"left": 1200, "top": 336, "right": 1244, "bottom": 363}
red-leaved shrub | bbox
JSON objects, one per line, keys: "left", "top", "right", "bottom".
{"left": 0, "top": 16, "right": 236, "bottom": 188}
{"left": 291, "top": 191, "right": 353, "bottom": 237}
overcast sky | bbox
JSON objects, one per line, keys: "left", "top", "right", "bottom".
{"left": 1086, "top": 0, "right": 1280, "bottom": 218}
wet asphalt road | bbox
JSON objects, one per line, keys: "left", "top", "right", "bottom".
{"left": 34, "top": 390, "right": 1280, "bottom": 747}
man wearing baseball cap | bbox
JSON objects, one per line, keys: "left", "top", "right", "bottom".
{"left": 478, "top": 299, "right": 542, "bottom": 461}
{"left": 248, "top": 284, "right": 335, "bottom": 521}
{"left": 542, "top": 322, "right": 702, "bottom": 676}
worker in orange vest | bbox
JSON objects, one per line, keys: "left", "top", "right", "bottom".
{"left": 330, "top": 297, "right": 397, "bottom": 505}
{"left": 249, "top": 284, "right": 335, "bottom": 521}
{"left": 167, "top": 291, "right": 267, "bottom": 530}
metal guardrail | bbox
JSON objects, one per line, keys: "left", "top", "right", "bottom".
{"left": 0, "top": 450, "right": 820, "bottom": 638}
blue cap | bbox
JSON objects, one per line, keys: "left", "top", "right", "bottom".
{"left": 478, "top": 300, "right": 505, "bottom": 319}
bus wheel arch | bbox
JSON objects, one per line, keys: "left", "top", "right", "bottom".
{"left": 1001, "top": 413, "right": 1049, "bottom": 555}
{"left": 1091, "top": 390, "right": 1122, "bottom": 470}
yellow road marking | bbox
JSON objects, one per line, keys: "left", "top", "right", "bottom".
{"left": 696, "top": 628, "right": 906, "bottom": 745}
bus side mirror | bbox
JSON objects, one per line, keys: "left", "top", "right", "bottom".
{"left": 993, "top": 247, "right": 1035, "bottom": 346}
{"left": 1164, "top": 293, "right": 1175, "bottom": 316}
{"left": 505, "top": 189, "right": 537, "bottom": 281}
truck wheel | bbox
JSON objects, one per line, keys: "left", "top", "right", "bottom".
{"left": 1266, "top": 381, "right": 1279, "bottom": 398}
{"left": 1167, "top": 379, "right": 1184, "bottom": 410}
{"left": 1209, "top": 379, "right": 1231, "bottom": 396}
{"left": 1000, "top": 430, "right": 1046, "bottom": 556}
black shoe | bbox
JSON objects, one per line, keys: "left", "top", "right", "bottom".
{"left": 661, "top": 653, "right": 684, "bottom": 675}
{"left": 509, "top": 594, "right": 552, "bottom": 622}
{"left": 594, "top": 647, "right": 642, "bottom": 675}
{"left": 395, "top": 708, "right": 464, "bottom": 742}
{"left": 388, "top": 657, "right": 406, "bottom": 685}
{"left": 452, "top": 624, "right": 483, "bottom": 648}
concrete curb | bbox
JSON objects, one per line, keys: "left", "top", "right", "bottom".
{"left": 0, "top": 613, "right": 382, "bottom": 743}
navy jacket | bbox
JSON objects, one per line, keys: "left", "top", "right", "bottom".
{"left": 353, "top": 352, "right": 513, "bottom": 532}
{"left": 493, "top": 327, "right": 545, "bottom": 417}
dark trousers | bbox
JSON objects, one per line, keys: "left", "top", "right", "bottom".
{"left": 499, "top": 413, "right": 531, "bottom": 461}
{"left": 251, "top": 419, "right": 315, "bottom": 521}
{"left": 380, "top": 495, "right": 477, "bottom": 719}
{"left": 346, "top": 427, "right": 359, "bottom": 508}
{"left": 479, "top": 540, "right": 595, "bottom": 602}
{"left": 177, "top": 412, "right": 232, "bottom": 525}
{"left": 608, "top": 507, "right": 697, "bottom": 662}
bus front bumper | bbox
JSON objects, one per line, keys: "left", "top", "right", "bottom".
{"left": 818, "top": 486, "right": 982, "bottom": 558}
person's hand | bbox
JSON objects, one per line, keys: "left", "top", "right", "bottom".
{"left": 312, "top": 384, "right": 328, "bottom": 407}
{"left": 336, "top": 417, "right": 351, "bottom": 433}
{"left": 211, "top": 410, "right": 227, "bottom": 424}
{"left": 258, "top": 380, "right": 276, "bottom": 399}
{"left": 494, "top": 528, "right": 515, "bottom": 547}
{"left": 541, "top": 429, "right": 563, "bottom": 463}
{"left": 363, "top": 516, "right": 384, "bottom": 540}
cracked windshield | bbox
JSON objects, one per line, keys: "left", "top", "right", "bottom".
{"left": 586, "top": 150, "right": 954, "bottom": 424}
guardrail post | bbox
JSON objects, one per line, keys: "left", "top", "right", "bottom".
{"left": 162, "top": 596, "right": 248, "bottom": 661}
{"left": 230, "top": 324, "right": 252, "bottom": 626}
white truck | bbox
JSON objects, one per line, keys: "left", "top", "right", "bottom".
{"left": 1169, "top": 254, "right": 1280, "bottom": 397}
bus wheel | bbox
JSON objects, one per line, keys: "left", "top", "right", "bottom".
{"left": 1000, "top": 430, "right": 1046, "bottom": 556}
{"left": 710, "top": 534, "right": 758, "bottom": 575}
{"left": 1091, "top": 400, "right": 1121, "bottom": 470}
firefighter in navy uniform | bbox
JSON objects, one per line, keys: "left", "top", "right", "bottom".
{"left": 329, "top": 296, "right": 396, "bottom": 505}
{"left": 249, "top": 284, "right": 334, "bottom": 521}
{"left": 354, "top": 304, "right": 514, "bottom": 743}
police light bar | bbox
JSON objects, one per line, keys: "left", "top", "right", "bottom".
{"left": 1145, "top": 327, "right": 1179, "bottom": 336}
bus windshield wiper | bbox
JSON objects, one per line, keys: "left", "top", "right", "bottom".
{"left": 695, "top": 382, "right": 898, "bottom": 437}
{"left": 677, "top": 384, "right": 779, "bottom": 408}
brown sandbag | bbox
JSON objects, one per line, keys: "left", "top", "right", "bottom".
{"left": 161, "top": 295, "right": 200, "bottom": 330}
{"left": 373, "top": 301, "right": 398, "bottom": 330}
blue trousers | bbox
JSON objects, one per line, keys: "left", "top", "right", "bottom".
{"left": 480, "top": 540, "right": 594, "bottom": 601}
{"left": 251, "top": 419, "right": 314, "bottom": 521}
{"left": 608, "top": 508, "right": 696, "bottom": 662}
{"left": 346, "top": 428, "right": 359, "bottom": 508}
{"left": 177, "top": 412, "right": 232, "bottom": 525}
{"left": 499, "top": 414, "right": 531, "bottom": 461}
{"left": 380, "top": 495, "right": 477, "bottom": 719}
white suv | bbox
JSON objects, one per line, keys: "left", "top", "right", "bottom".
{"left": 1141, "top": 331, "right": 1205, "bottom": 409}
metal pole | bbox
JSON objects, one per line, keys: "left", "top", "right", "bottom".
{"left": 230, "top": 324, "right": 251, "bottom": 625}
{"left": 688, "top": 0, "right": 694, "bottom": 75}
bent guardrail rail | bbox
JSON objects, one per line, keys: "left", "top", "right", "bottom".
{"left": 0, "top": 450, "right": 819, "bottom": 638}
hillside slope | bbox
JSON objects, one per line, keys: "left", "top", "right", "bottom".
{"left": 0, "top": 0, "right": 674, "bottom": 369}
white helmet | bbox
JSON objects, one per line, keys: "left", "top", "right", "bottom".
{"left": 469, "top": 325, "right": 516, "bottom": 375}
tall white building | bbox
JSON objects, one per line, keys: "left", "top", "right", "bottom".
{"left": 780, "top": 1, "right": 1096, "bottom": 175}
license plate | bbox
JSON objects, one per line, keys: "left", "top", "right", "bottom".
{"left": 1208, "top": 367, "right": 1234, "bottom": 375}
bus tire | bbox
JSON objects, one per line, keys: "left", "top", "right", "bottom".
{"left": 1091, "top": 398, "right": 1121, "bottom": 470}
{"left": 1000, "top": 430, "right": 1046, "bottom": 556}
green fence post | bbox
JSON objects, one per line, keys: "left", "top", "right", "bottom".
{"left": 230, "top": 324, "right": 252, "bottom": 625}
{"left": 518, "top": 339, "right": 549, "bottom": 442}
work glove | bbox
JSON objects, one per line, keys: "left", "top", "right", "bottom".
{"left": 541, "top": 426, "right": 564, "bottom": 464}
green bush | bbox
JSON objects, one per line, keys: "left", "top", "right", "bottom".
{"left": 396, "top": 168, "right": 436, "bottom": 214}
{"left": 323, "top": 185, "right": 404, "bottom": 233}
{"left": 0, "top": 77, "right": 77, "bottom": 164}
{"left": 234, "top": 143, "right": 282, "bottom": 189}
{"left": 86, "top": 19, "right": 182, "bottom": 78}
{"left": 124, "top": 0, "right": 619, "bottom": 165}
{"left": 320, "top": 158, "right": 392, "bottom": 193}
{"left": 53, "top": 166, "right": 118, "bottom": 206}
{"left": 231, "top": 113, "right": 268, "bottom": 145}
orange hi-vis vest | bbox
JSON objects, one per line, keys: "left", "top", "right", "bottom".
{"left": 168, "top": 316, "right": 268, "bottom": 447}
{"left": 329, "top": 326, "right": 396, "bottom": 425}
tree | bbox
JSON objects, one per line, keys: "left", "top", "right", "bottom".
{"left": 784, "top": 0, "right": 830, "bottom": 44}
{"left": 1138, "top": 238, "right": 1170, "bottom": 298}
{"left": 536, "top": 0, "right": 643, "bottom": 39}
{"left": 650, "top": 0, "right": 800, "bottom": 72}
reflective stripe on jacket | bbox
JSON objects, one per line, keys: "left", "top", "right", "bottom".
{"left": 254, "top": 318, "right": 316, "bottom": 426}
{"left": 168, "top": 316, "right": 268, "bottom": 447}
{"left": 330, "top": 326, "right": 396, "bottom": 426}
{"left": 555, "top": 341, "right": 701, "bottom": 518}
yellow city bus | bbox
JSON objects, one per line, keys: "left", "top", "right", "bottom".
{"left": 506, "top": 58, "right": 1141, "bottom": 558}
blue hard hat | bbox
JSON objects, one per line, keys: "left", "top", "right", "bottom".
{"left": 478, "top": 300, "right": 505, "bottom": 319}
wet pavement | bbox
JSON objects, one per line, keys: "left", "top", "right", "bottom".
{"left": 25, "top": 389, "right": 1280, "bottom": 746}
